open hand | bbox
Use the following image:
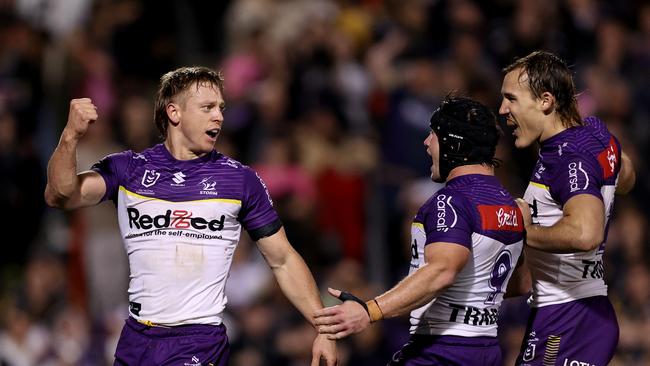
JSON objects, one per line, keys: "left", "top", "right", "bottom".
{"left": 313, "top": 288, "right": 370, "bottom": 340}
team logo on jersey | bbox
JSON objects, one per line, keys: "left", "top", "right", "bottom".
{"left": 568, "top": 161, "right": 589, "bottom": 192}
{"left": 141, "top": 169, "right": 161, "bottom": 188}
{"left": 557, "top": 142, "right": 567, "bottom": 156}
{"left": 436, "top": 194, "right": 457, "bottom": 232}
{"left": 199, "top": 177, "right": 218, "bottom": 196}
{"left": 172, "top": 171, "right": 186, "bottom": 186}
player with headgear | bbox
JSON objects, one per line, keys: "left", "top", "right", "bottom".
{"left": 315, "top": 95, "right": 525, "bottom": 365}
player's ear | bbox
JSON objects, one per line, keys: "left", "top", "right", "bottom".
{"left": 166, "top": 103, "right": 181, "bottom": 126}
{"left": 539, "top": 92, "right": 556, "bottom": 115}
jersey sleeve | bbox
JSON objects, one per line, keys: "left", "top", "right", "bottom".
{"left": 239, "top": 167, "right": 282, "bottom": 241}
{"left": 550, "top": 152, "right": 604, "bottom": 206}
{"left": 422, "top": 190, "right": 473, "bottom": 249}
{"left": 90, "top": 151, "right": 132, "bottom": 202}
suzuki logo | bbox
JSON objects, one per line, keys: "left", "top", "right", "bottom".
{"left": 141, "top": 170, "right": 160, "bottom": 188}
{"left": 172, "top": 171, "right": 186, "bottom": 184}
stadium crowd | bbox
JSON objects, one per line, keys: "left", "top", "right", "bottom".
{"left": 0, "top": 0, "right": 648, "bottom": 365}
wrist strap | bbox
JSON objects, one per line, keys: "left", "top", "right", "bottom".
{"left": 366, "top": 298, "right": 384, "bottom": 323}
{"left": 337, "top": 291, "right": 369, "bottom": 314}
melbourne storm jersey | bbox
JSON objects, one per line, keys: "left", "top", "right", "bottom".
{"left": 409, "top": 174, "right": 524, "bottom": 337}
{"left": 524, "top": 117, "right": 621, "bottom": 308}
{"left": 92, "top": 144, "right": 281, "bottom": 326}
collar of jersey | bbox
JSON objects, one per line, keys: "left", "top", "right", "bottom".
{"left": 156, "top": 143, "right": 218, "bottom": 166}
{"left": 446, "top": 173, "right": 498, "bottom": 188}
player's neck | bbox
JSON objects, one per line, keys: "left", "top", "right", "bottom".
{"left": 446, "top": 164, "right": 494, "bottom": 181}
{"left": 539, "top": 114, "right": 567, "bottom": 143}
{"left": 163, "top": 137, "right": 209, "bottom": 161}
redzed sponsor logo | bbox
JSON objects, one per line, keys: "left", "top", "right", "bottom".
{"left": 127, "top": 207, "right": 225, "bottom": 231}
{"left": 597, "top": 136, "right": 619, "bottom": 180}
{"left": 478, "top": 205, "right": 523, "bottom": 232}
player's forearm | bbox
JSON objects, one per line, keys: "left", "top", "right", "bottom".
{"left": 375, "top": 263, "right": 456, "bottom": 319}
{"left": 616, "top": 152, "right": 635, "bottom": 195}
{"left": 525, "top": 219, "right": 602, "bottom": 253}
{"left": 45, "top": 129, "right": 82, "bottom": 208}
{"left": 271, "top": 250, "right": 322, "bottom": 327}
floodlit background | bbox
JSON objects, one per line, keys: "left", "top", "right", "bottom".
{"left": 0, "top": 0, "right": 648, "bottom": 365}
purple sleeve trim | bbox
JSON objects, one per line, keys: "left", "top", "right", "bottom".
{"left": 90, "top": 151, "right": 132, "bottom": 202}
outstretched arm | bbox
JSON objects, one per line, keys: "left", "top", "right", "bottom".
{"left": 44, "top": 99, "right": 106, "bottom": 210}
{"left": 314, "top": 242, "right": 469, "bottom": 339}
{"left": 256, "top": 227, "right": 337, "bottom": 366}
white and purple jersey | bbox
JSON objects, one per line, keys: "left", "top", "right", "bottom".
{"left": 91, "top": 144, "right": 281, "bottom": 326}
{"left": 409, "top": 174, "right": 524, "bottom": 337}
{"left": 523, "top": 117, "right": 621, "bottom": 308}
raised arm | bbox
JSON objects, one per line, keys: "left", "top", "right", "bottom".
{"left": 616, "top": 151, "right": 636, "bottom": 195}
{"left": 44, "top": 99, "right": 106, "bottom": 210}
{"left": 256, "top": 227, "right": 337, "bottom": 366}
{"left": 314, "top": 242, "right": 469, "bottom": 339}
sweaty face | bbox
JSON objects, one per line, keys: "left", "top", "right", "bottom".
{"left": 174, "top": 82, "right": 225, "bottom": 157}
{"left": 424, "top": 131, "right": 442, "bottom": 182}
{"left": 499, "top": 70, "right": 545, "bottom": 148}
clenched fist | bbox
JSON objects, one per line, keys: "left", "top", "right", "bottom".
{"left": 64, "top": 98, "right": 98, "bottom": 140}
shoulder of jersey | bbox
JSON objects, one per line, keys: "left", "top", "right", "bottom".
{"left": 423, "top": 186, "right": 466, "bottom": 208}
{"left": 575, "top": 116, "right": 613, "bottom": 151}
{"left": 551, "top": 118, "right": 608, "bottom": 158}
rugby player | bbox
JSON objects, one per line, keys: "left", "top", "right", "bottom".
{"left": 314, "top": 96, "right": 525, "bottom": 365}
{"left": 499, "top": 50, "right": 635, "bottom": 365}
{"left": 44, "top": 66, "right": 337, "bottom": 366}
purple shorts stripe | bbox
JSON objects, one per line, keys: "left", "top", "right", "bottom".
{"left": 114, "top": 317, "right": 230, "bottom": 366}
{"left": 516, "top": 296, "right": 619, "bottom": 366}
{"left": 388, "top": 335, "right": 502, "bottom": 366}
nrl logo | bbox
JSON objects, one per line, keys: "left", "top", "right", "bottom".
{"left": 141, "top": 169, "right": 160, "bottom": 188}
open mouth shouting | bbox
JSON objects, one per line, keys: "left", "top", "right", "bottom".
{"left": 206, "top": 128, "right": 220, "bottom": 140}
{"left": 505, "top": 116, "right": 519, "bottom": 137}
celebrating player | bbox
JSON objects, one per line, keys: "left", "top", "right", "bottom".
{"left": 314, "top": 96, "right": 524, "bottom": 365}
{"left": 499, "top": 50, "right": 635, "bottom": 365}
{"left": 44, "top": 66, "right": 337, "bottom": 366}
